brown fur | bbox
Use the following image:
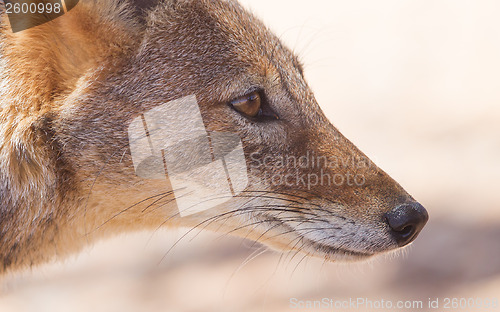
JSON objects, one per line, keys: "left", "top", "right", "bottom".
{"left": 0, "top": 0, "right": 425, "bottom": 274}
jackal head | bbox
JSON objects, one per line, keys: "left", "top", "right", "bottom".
{"left": 0, "top": 0, "right": 428, "bottom": 272}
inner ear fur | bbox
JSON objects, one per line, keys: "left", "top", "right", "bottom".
{"left": 0, "top": 0, "right": 144, "bottom": 107}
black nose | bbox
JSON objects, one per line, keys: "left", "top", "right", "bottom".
{"left": 385, "top": 202, "right": 429, "bottom": 246}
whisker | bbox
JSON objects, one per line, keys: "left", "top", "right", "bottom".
{"left": 222, "top": 246, "right": 268, "bottom": 298}
{"left": 237, "top": 190, "right": 319, "bottom": 207}
{"left": 82, "top": 143, "right": 129, "bottom": 237}
{"left": 292, "top": 251, "right": 311, "bottom": 277}
{"left": 89, "top": 190, "right": 175, "bottom": 233}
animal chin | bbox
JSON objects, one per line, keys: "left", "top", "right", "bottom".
{"left": 257, "top": 217, "right": 376, "bottom": 261}
{"left": 300, "top": 237, "right": 376, "bottom": 261}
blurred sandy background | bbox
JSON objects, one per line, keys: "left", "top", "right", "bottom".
{"left": 1, "top": 0, "right": 500, "bottom": 311}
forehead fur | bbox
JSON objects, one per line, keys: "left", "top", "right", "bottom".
{"left": 140, "top": 0, "right": 300, "bottom": 90}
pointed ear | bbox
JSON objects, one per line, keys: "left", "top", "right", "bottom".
{"left": 0, "top": 0, "right": 143, "bottom": 104}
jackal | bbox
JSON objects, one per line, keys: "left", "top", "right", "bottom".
{"left": 0, "top": 0, "right": 428, "bottom": 273}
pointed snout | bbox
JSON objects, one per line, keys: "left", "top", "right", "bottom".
{"left": 385, "top": 202, "right": 429, "bottom": 247}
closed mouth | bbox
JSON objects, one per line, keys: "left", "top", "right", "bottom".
{"left": 260, "top": 215, "right": 376, "bottom": 260}
{"left": 303, "top": 236, "right": 375, "bottom": 260}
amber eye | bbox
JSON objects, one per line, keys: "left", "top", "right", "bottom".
{"left": 230, "top": 91, "right": 262, "bottom": 118}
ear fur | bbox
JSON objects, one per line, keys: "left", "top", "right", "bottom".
{"left": 1, "top": 0, "right": 143, "bottom": 105}
{"left": 0, "top": 0, "right": 144, "bottom": 196}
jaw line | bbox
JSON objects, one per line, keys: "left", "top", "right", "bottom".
{"left": 257, "top": 216, "right": 376, "bottom": 261}
{"left": 301, "top": 236, "right": 375, "bottom": 261}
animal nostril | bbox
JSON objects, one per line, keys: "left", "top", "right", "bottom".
{"left": 385, "top": 202, "right": 429, "bottom": 247}
{"left": 399, "top": 225, "right": 414, "bottom": 238}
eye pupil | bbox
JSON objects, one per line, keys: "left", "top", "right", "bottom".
{"left": 249, "top": 94, "right": 258, "bottom": 102}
